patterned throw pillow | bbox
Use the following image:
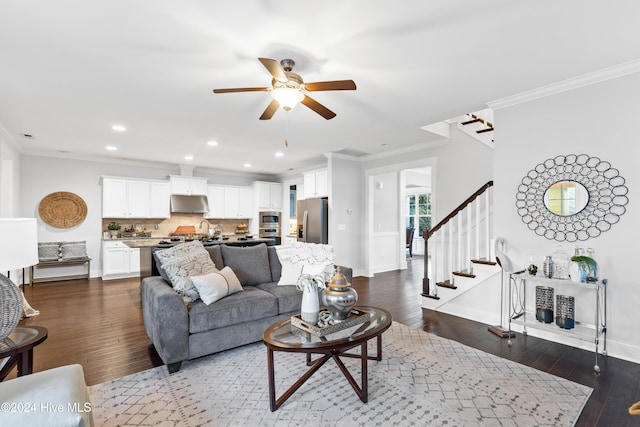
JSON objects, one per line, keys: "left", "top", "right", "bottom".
{"left": 38, "top": 242, "right": 61, "bottom": 261}
{"left": 60, "top": 241, "right": 87, "bottom": 260}
{"left": 156, "top": 241, "right": 217, "bottom": 303}
{"left": 275, "top": 242, "right": 335, "bottom": 286}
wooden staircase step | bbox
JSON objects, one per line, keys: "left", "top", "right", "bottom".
{"left": 461, "top": 117, "right": 483, "bottom": 125}
{"left": 471, "top": 258, "right": 497, "bottom": 266}
{"left": 436, "top": 280, "right": 457, "bottom": 290}
{"left": 476, "top": 127, "right": 494, "bottom": 134}
{"left": 452, "top": 270, "right": 476, "bottom": 279}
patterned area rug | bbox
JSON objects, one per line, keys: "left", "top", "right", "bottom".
{"left": 89, "top": 322, "right": 591, "bottom": 426}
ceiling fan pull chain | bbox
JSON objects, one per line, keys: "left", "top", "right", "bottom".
{"left": 284, "top": 111, "right": 289, "bottom": 147}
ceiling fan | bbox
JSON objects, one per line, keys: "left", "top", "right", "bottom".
{"left": 212, "top": 58, "right": 356, "bottom": 120}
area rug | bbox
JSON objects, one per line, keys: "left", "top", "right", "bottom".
{"left": 89, "top": 322, "right": 591, "bottom": 426}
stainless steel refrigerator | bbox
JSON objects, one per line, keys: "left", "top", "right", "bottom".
{"left": 297, "top": 197, "right": 328, "bottom": 244}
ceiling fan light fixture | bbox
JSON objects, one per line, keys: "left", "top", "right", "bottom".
{"left": 270, "top": 87, "right": 304, "bottom": 110}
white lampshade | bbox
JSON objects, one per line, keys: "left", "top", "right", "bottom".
{"left": 0, "top": 218, "right": 39, "bottom": 271}
{"left": 270, "top": 87, "right": 305, "bottom": 110}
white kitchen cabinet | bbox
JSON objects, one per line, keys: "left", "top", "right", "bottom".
{"left": 149, "top": 181, "right": 170, "bottom": 218}
{"left": 303, "top": 169, "right": 328, "bottom": 199}
{"left": 205, "top": 185, "right": 253, "bottom": 219}
{"left": 102, "top": 241, "right": 140, "bottom": 280}
{"left": 102, "top": 177, "right": 150, "bottom": 218}
{"left": 238, "top": 187, "right": 254, "bottom": 218}
{"left": 103, "top": 177, "right": 170, "bottom": 218}
{"left": 254, "top": 181, "right": 282, "bottom": 210}
{"left": 205, "top": 185, "right": 225, "bottom": 218}
{"left": 169, "top": 175, "right": 208, "bottom": 195}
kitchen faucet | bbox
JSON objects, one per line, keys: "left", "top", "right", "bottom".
{"left": 199, "top": 220, "right": 210, "bottom": 231}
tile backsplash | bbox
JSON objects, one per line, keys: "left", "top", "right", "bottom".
{"left": 102, "top": 214, "right": 250, "bottom": 238}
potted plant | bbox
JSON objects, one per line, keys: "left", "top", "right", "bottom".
{"left": 570, "top": 255, "right": 598, "bottom": 283}
{"left": 107, "top": 221, "right": 121, "bottom": 238}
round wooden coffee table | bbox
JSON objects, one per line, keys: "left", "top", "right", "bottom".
{"left": 263, "top": 306, "right": 391, "bottom": 411}
{"left": 0, "top": 326, "right": 48, "bottom": 381}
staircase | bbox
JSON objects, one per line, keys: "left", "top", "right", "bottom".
{"left": 422, "top": 108, "right": 495, "bottom": 148}
{"left": 421, "top": 181, "right": 499, "bottom": 311}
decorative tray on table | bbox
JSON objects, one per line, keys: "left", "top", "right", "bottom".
{"left": 290, "top": 308, "right": 371, "bottom": 337}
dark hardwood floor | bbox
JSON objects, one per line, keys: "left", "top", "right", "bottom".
{"left": 12, "top": 255, "right": 640, "bottom": 426}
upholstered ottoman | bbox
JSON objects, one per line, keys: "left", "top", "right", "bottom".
{"left": 0, "top": 364, "right": 94, "bottom": 426}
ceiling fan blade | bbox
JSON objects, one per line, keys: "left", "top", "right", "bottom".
{"left": 301, "top": 95, "right": 336, "bottom": 120}
{"left": 212, "top": 87, "right": 270, "bottom": 94}
{"left": 258, "top": 58, "right": 288, "bottom": 83}
{"left": 304, "top": 80, "right": 357, "bottom": 92}
{"left": 259, "top": 99, "right": 280, "bottom": 120}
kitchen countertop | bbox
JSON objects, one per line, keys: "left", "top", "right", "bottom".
{"left": 122, "top": 237, "right": 275, "bottom": 248}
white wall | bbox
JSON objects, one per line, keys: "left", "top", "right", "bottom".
{"left": 0, "top": 130, "right": 21, "bottom": 217}
{"left": 493, "top": 71, "right": 640, "bottom": 363}
{"left": 327, "top": 154, "right": 363, "bottom": 275}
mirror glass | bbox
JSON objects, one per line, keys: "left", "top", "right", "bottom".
{"left": 543, "top": 180, "right": 589, "bottom": 216}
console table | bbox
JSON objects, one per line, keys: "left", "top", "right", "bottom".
{"left": 507, "top": 273, "right": 607, "bottom": 373}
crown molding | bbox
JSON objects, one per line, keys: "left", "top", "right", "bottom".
{"left": 488, "top": 58, "right": 640, "bottom": 110}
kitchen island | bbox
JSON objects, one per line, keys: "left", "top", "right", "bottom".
{"left": 123, "top": 237, "right": 276, "bottom": 278}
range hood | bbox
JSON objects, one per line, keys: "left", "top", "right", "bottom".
{"left": 170, "top": 194, "right": 209, "bottom": 214}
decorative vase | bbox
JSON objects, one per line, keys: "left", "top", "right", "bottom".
{"left": 535, "top": 285, "right": 554, "bottom": 324}
{"left": 321, "top": 273, "right": 358, "bottom": 322}
{"left": 300, "top": 287, "right": 320, "bottom": 325}
{"left": 543, "top": 256, "right": 553, "bottom": 279}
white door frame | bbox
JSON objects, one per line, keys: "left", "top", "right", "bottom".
{"left": 364, "top": 157, "right": 437, "bottom": 277}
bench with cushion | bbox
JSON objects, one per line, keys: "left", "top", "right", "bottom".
{"left": 30, "top": 241, "right": 90, "bottom": 285}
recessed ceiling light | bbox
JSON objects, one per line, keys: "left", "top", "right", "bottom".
{"left": 112, "top": 125, "right": 126, "bottom": 132}
{"left": 243, "top": 163, "right": 252, "bottom": 168}
{"left": 184, "top": 155, "right": 193, "bottom": 161}
{"left": 207, "top": 140, "right": 218, "bottom": 147}
{"left": 275, "top": 151, "right": 284, "bottom": 158}
{"left": 106, "top": 146, "right": 117, "bottom": 151}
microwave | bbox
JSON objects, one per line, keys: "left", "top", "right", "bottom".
{"left": 259, "top": 211, "right": 281, "bottom": 228}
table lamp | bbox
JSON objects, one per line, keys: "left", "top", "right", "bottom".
{"left": 0, "top": 218, "right": 38, "bottom": 340}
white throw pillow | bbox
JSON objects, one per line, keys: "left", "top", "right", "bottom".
{"left": 191, "top": 267, "right": 243, "bottom": 305}
{"left": 275, "top": 242, "right": 335, "bottom": 286}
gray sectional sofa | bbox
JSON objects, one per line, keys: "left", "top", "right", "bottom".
{"left": 141, "top": 242, "right": 351, "bottom": 373}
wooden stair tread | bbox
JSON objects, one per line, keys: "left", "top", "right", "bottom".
{"left": 452, "top": 271, "right": 476, "bottom": 278}
{"left": 436, "top": 280, "right": 457, "bottom": 289}
{"left": 471, "top": 259, "right": 497, "bottom": 266}
{"left": 476, "top": 127, "right": 494, "bottom": 134}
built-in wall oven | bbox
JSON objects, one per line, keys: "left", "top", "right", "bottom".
{"left": 258, "top": 211, "right": 281, "bottom": 245}
{"left": 259, "top": 211, "right": 281, "bottom": 228}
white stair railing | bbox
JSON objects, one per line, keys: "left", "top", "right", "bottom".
{"left": 422, "top": 182, "right": 494, "bottom": 299}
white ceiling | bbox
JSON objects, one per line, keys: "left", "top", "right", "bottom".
{"left": 1, "top": 1, "right": 640, "bottom": 176}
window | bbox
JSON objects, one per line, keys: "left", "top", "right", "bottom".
{"left": 406, "top": 193, "right": 432, "bottom": 232}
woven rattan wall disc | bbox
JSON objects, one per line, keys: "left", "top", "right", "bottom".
{"left": 38, "top": 191, "right": 88, "bottom": 228}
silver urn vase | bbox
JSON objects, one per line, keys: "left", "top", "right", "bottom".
{"left": 321, "top": 273, "right": 358, "bottom": 322}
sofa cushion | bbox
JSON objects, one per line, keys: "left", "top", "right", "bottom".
{"left": 268, "top": 246, "right": 282, "bottom": 282}
{"left": 205, "top": 245, "right": 224, "bottom": 269}
{"left": 256, "top": 282, "right": 303, "bottom": 314}
{"left": 188, "top": 286, "right": 278, "bottom": 333}
{"left": 220, "top": 244, "right": 271, "bottom": 286}
{"left": 191, "top": 267, "right": 243, "bottom": 305}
